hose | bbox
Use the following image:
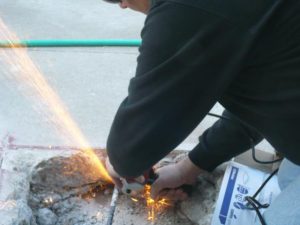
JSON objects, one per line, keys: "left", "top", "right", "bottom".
{"left": 0, "top": 39, "right": 141, "bottom": 48}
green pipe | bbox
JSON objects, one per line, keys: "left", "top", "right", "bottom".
{"left": 0, "top": 39, "right": 142, "bottom": 48}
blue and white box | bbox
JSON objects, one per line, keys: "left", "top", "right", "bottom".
{"left": 211, "top": 162, "right": 281, "bottom": 225}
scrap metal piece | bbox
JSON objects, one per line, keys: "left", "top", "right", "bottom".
{"left": 106, "top": 186, "right": 119, "bottom": 225}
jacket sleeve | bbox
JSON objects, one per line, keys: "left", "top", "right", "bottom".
{"left": 107, "top": 1, "right": 252, "bottom": 177}
{"left": 189, "top": 110, "right": 263, "bottom": 171}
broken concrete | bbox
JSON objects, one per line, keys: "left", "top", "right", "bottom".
{"left": 28, "top": 152, "right": 112, "bottom": 225}
{"left": 0, "top": 148, "right": 71, "bottom": 225}
{"left": 113, "top": 169, "right": 224, "bottom": 225}
{"left": 36, "top": 208, "right": 57, "bottom": 225}
{"left": 0, "top": 199, "right": 34, "bottom": 225}
{"left": 29, "top": 152, "right": 109, "bottom": 202}
{"left": 0, "top": 169, "right": 34, "bottom": 225}
{"left": 0, "top": 149, "right": 224, "bottom": 225}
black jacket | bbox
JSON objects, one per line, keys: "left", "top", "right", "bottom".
{"left": 107, "top": 0, "right": 300, "bottom": 177}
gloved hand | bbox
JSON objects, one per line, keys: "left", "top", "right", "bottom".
{"left": 105, "top": 157, "right": 123, "bottom": 188}
{"left": 151, "top": 156, "right": 203, "bottom": 201}
{"left": 106, "top": 157, "right": 151, "bottom": 195}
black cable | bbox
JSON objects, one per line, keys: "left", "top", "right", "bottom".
{"left": 244, "top": 169, "right": 278, "bottom": 225}
{"left": 250, "top": 138, "right": 282, "bottom": 164}
{"left": 207, "top": 112, "right": 282, "bottom": 225}
{"left": 251, "top": 168, "right": 279, "bottom": 200}
{"left": 245, "top": 197, "right": 267, "bottom": 225}
{"left": 207, "top": 112, "right": 232, "bottom": 121}
{"left": 207, "top": 112, "right": 283, "bottom": 164}
{"left": 245, "top": 196, "right": 269, "bottom": 209}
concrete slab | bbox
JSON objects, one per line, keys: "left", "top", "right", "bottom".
{"left": 0, "top": 0, "right": 143, "bottom": 148}
{"left": 0, "top": 0, "right": 145, "bottom": 39}
{"left": 0, "top": 147, "right": 223, "bottom": 225}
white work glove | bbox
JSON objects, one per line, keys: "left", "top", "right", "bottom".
{"left": 105, "top": 157, "right": 146, "bottom": 192}
{"left": 150, "top": 156, "right": 203, "bottom": 201}
{"left": 105, "top": 157, "right": 123, "bottom": 188}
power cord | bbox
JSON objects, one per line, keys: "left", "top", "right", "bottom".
{"left": 244, "top": 168, "right": 279, "bottom": 225}
{"left": 207, "top": 112, "right": 283, "bottom": 164}
{"left": 249, "top": 138, "right": 282, "bottom": 164}
{"left": 207, "top": 112, "right": 282, "bottom": 225}
{"left": 245, "top": 197, "right": 268, "bottom": 225}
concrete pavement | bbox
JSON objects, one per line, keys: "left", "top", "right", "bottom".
{"left": 0, "top": 0, "right": 272, "bottom": 151}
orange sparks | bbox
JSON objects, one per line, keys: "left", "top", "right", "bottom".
{"left": 144, "top": 185, "right": 171, "bottom": 222}
{"left": 43, "top": 197, "right": 54, "bottom": 206}
{"left": 131, "top": 197, "right": 139, "bottom": 202}
{"left": 130, "top": 185, "right": 172, "bottom": 221}
{"left": 0, "top": 18, "right": 111, "bottom": 182}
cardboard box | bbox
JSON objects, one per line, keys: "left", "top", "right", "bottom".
{"left": 211, "top": 150, "right": 281, "bottom": 225}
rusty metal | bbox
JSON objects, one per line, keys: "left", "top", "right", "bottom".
{"left": 105, "top": 186, "right": 119, "bottom": 225}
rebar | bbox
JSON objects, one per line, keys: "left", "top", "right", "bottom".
{"left": 105, "top": 186, "right": 119, "bottom": 225}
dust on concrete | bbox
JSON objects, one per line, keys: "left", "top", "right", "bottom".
{"left": 28, "top": 152, "right": 112, "bottom": 225}
{"left": 0, "top": 149, "right": 224, "bottom": 225}
{"left": 0, "top": 148, "right": 68, "bottom": 225}
{"left": 112, "top": 153, "right": 224, "bottom": 225}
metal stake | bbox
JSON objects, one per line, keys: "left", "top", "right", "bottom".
{"left": 106, "top": 186, "right": 119, "bottom": 225}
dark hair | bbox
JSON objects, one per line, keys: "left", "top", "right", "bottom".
{"left": 103, "top": 0, "right": 121, "bottom": 3}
